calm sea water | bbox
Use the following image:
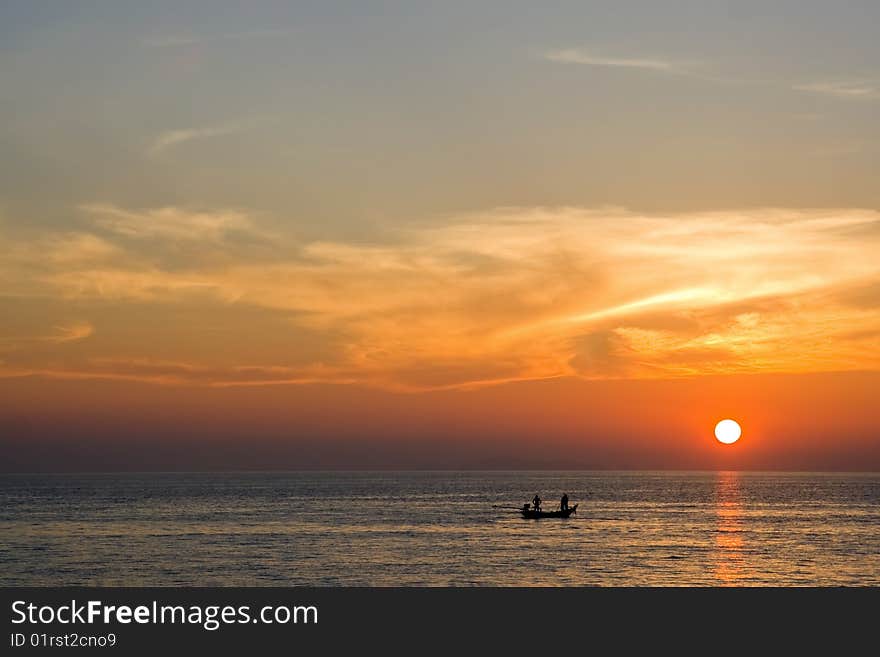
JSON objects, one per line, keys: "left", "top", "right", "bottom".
{"left": 1, "top": 471, "right": 878, "bottom": 586}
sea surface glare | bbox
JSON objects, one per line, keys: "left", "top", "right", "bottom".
{"left": 2, "top": 471, "right": 878, "bottom": 586}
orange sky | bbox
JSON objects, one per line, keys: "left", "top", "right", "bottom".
{"left": 2, "top": 4, "right": 879, "bottom": 471}
{"left": 2, "top": 370, "right": 878, "bottom": 471}
{"left": 2, "top": 208, "right": 879, "bottom": 471}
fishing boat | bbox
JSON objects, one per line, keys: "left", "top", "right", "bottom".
{"left": 520, "top": 503, "right": 578, "bottom": 519}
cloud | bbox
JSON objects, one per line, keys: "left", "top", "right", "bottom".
{"left": 540, "top": 48, "right": 760, "bottom": 87}
{"left": 0, "top": 321, "right": 93, "bottom": 350}
{"left": 568, "top": 330, "right": 635, "bottom": 377}
{"left": 543, "top": 48, "right": 880, "bottom": 100}
{"left": 2, "top": 205, "right": 879, "bottom": 389}
{"left": 47, "top": 321, "right": 94, "bottom": 343}
{"left": 147, "top": 124, "right": 242, "bottom": 155}
{"left": 0, "top": 355, "right": 392, "bottom": 389}
{"left": 43, "top": 234, "right": 121, "bottom": 264}
{"left": 793, "top": 81, "right": 879, "bottom": 99}
{"left": 79, "top": 203, "right": 262, "bottom": 243}
{"left": 543, "top": 48, "right": 683, "bottom": 73}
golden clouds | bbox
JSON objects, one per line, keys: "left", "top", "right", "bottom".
{"left": 1, "top": 205, "right": 878, "bottom": 390}
{"left": 80, "top": 204, "right": 262, "bottom": 243}
{"left": 46, "top": 321, "right": 94, "bottom": 343}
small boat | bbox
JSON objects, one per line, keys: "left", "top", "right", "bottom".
{"left": 520, "top": 503, "right": 578, "bottom": 519}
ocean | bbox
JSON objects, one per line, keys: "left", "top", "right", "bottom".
{"left": 2, "top": 471, "right": 878, "bottom": 586}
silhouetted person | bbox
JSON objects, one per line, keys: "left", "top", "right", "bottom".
{"left": 532, "top": 494, "right": 542, "bottom": 512}
{"left": 561, "top": 493, "right": 569, "bottom": 511}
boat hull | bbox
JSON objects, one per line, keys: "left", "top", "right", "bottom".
{"left": 520, "top": 503, "right": 577, "bottom": 519}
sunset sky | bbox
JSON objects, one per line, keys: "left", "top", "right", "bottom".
{"left": 2, "top": 1, "right": 878, "bottom": 470}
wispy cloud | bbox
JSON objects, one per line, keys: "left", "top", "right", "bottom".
{"left": 543, "top": 48, "right": 684, "bottom": 73}
{"left": 0, "top": 358, "right": 351, "bottom": 388}
{"left": 79, "top": 203, "right": 263, "bottom": 243}
{"left": 141, "top": 29, "right": 295, "bottom": 48}
{"left": 0, "top": 321, "right": 94, "bottom": 349}
{"left": 2, "top": 205, "right": 879, "bottom": 390}
{"left": 544, "top": 48, "right": 880, "bottom": 101}
{"left": 46, "top": 321, "right": 94, "bottom": 343}
{"left": 793, "top": 80, "right": 879, "bottom": 100}
{"left": 147, "top": 124, "right": 242, "bottom": 155}
{"left": 540, "top": 47, "right": 756, "bottom": 86}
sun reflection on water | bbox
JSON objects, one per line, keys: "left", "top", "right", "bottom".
{"left": 714, "top": 471, "right": 746, "bottom": 585}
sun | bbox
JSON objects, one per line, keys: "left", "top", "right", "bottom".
{"left": 714, "top": 419, "right": 742, "bottom": 445}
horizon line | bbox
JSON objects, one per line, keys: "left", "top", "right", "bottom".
{"left": 3, "top": 468, "right": 878, "bottom": 475}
